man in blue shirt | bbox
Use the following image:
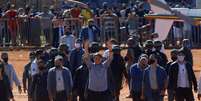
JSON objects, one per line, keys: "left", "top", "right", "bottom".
{"left": 83, "top": 40, "right": 113, "bottom": 101}
{"left": 70, "top": 39, "right": 85, "bottom": 76}
{"left": 130, "top": 54, "right": 148, "bottom": 101}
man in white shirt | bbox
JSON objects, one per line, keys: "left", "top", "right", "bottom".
{"left": 47, "top": 55, "right": 73, "bottom": 101}
{"left": 60, "top": 26, "right": 75, "bottom": 51}
{"left": 103, "top": 39, "right": 117, "bottom": 60}
{"left": 31, "top": 49, "right": 43, "bottom": 76}
{"left": 169, "top": 49, "right": 197, "bottom": 101}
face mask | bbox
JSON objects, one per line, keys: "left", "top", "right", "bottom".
{"left": 177, "top": 56, "right": 185, "bottom": 62}
{"left": 2, "top": 58, "right": 8, "bottom": 63}
{"left": 55, "top": 65, "right": 61, "bottom": 68}
{"left": 89, "top": 25, "right": 93, "bottom": 28}
{"left": 38, "top": 66, "right": 45, "bottom": 70}
{"left": 171, "top": 56, "right": 177, "bottom": 61}
{"left": 75, "top": 43, "right": 81, "bottom": 48}
{"left": 149, "top": 59, "right": 155, "bottom": 64}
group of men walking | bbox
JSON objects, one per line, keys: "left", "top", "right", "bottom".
{"left": 1, "top": 37, "right": 201, "bottom": 101}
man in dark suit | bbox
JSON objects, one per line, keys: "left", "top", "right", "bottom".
{"left": 169, "top": 49, "right": 197, "bottom": 101}
{"left": 47, "top": 55, "right": 73, "bottom": 101}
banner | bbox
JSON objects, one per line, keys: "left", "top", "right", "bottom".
{"left": 155, "top": 19, "right": 174, "bottom": 41}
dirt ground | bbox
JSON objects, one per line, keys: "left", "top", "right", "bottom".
{"left": 7, "top": 49, "right": 201, "bottom": 101}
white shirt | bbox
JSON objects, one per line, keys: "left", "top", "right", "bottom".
{"left": 56, "top": 69, "right": 65, "bottom": 92}
{"left": 60, "top": 34, "right": 75, "bottom": 51}
{"left": 177, "top": 63, "right": 190, "bottom": 88}
{"left": 31, "top": 59, "right": 38, "bottom": 76}
{"left": 103, "top": 49, "right": 110, "bottom": 59}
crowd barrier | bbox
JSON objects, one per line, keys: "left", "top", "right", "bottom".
{"left": 0, "top": 16, "right": 133, "bottom": 47}
{"left": 4, "top": 16, "right": 195, "bottom": 48}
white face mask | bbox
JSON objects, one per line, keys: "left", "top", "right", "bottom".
{"left": 177, "top": 56, "right": 185, "bottom": 62}
{"left": 75, "top": 43, "right": 81, "bottom": 48}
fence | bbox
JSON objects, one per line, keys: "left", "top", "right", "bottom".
{"left": 5, "top": 16, "right": 199, "bottom": 48}
{"left": 0, "top": 16, "right": 133, "bottom": 47}
{"left": 164, "top": 21, "right": 201, "bottom": 48}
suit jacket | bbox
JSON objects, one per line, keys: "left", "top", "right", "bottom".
{"left": 144, "top": 66, "right": 167, "bottom": 97}
{"left": 169, "top": 61, "right": 197, "bottom": 91}
{"left": 47, "top": 67, "right": 73, "bottom": 98}
{"left": 79, "top": 25, "right": 100, "bottom": 42}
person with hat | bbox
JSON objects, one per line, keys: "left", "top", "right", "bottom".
{"left": 130, "top": 54, "right": 148, "bottom": 101}
{"left": 0, "top": 61, "right": 14, "bottom": 101}
{"left": 83, "top": 40, "right": 114, "bottom": 101}
{"left": 46, "top": 48, "right": 59, "bottom": 70}
{"left": 144, "top": 40, "right": 154, "bottom": 57}
{"left": 125, "top": 37, "right": 143, "bottom": 69}
{"left": 79, "top": 19, "right": 100, "bottom": 42}
{"left": 169, "top": 49, "right": 197, "bottom": 101}
{"left": 125, "top": 37, "right": 143, "bottom": 97}
{"left": 153, "top": 40, "right": 168, "bottom": 68}
{"left": 110, "top": 45, "right": 128, "bottom": 101}
{"left": 22, "top": 51, "right": 35, "bottom": 98}
{"left": 58, "top": 44, "right": 71, "bottom": 70}
{"left": 47, "top": 55, "right": 73, "bottom": 101}
{"left": 180, "top": 39, "right": 193, "bottom": 66}
{"left": 60, "top": 26, "right": 75, "bottom": 51}
{"left": 29, "top": 58, "right": 50, "bottom": 101}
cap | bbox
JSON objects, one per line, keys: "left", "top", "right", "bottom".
{"left": 154, "top": 40, "right": 162, "bottom": 47}
{"left": 76, "top": 39, "right": 82, "bottom": 43}
{"left": 93, "top": 52, "right": 103, "bottom": 58}
{"left": 29, "top": 51, "right": 35, "bottom": 57}
{"left": 54, "top": 55, "right": 63, "bottom": 61}
{"left": 145, "top": 40, "right": 153, "bottom": 47}
{"left": 171, "top": 49, "right": 178, "bottom": 54}
{"left": 35, "top": 49, "right": 43, "bottom": 56}
{"left": 112, "top": 45, "right": 121, "bottom": 51}
{"left": 177, "top": 49, "right": 185, "bottom": 55}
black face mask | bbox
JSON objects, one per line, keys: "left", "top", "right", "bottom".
{"left": 2, "top": 58, "right": 8, "bottom": 63}
{"left": 38, "top": 66, "right": 45, "bottom": 70}
{"left": 171, "top": 56, "right": 177, "bottom": 61}
{"left": 89, "top": 25, "right": 93, "bottom": 28}
{"left": 55, "top": 65, "right": 61, "bottom": 68}
{"left": 149, "top": 59, "right": 155, "bottom": 64}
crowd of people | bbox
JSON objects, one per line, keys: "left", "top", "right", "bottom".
{"left": 0, "top": 0, "right": 197, "bottom": 47}
{"left": 0, "top": 36, "right": 201, "bottom": 101}
{"left": 0, "top": 0, "right": 200, "bottom": 101}
{"left": 0, "top": 0, "right": 153, "bottom": 47}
